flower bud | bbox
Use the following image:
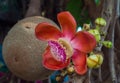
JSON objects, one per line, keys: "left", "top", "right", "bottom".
{"left": 83, "top": 24, "right": 90, "bottom": 31}
{"left": 87, "top": 53, "right": 103, "bottom": 68}
{"left": 95, "top": 18, "right": 106, "bottom": 27}
{"left": 67, "top": 66, "right": 74, "bottom": 74}
{"left": 88, "top": 29, "right": 101, "bottom": 42}
{"left": 102, "top": 41, "right": 112, "bottom": 48}
{"left": 61, "top": 70, "right": 67, "bottom": 76}
{"left": 56, "top": 75, "right": 62, "bottom": 81}
{"left": 95, "top": 54, "right": 103, "bottom": 68}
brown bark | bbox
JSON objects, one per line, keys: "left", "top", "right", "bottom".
{"left": 25, "top": 0, "right": 42, "bottom": 17}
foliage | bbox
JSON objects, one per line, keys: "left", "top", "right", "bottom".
{"left": 94, "top": 0, "right": 101, "bottom": 6}
{"left": 66, "top": 0, "right": 90, "bottom": 27}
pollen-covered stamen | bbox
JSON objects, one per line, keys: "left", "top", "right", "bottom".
{"left": 48, "top": 41, "right": 66, "bottom": 62}
{"left": 58, "top": 38, "right": 73, "bottom": 59}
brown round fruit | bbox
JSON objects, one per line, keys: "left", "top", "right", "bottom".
{"left": 2, "top": 16, "right": 59, "bottom": 81}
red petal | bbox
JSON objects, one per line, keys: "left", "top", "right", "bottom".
{"left": 57, "top": 11, "right": 77, "bottom": 40}
{"left": 35, "top": 22, "right": 63, "bottom": 41}
{"left": 43, "top": 47, "right": 70, "bottom": 70}
{"left": 71, "top": 31, "right": 96, "bottom": 53}
{"left": 74, "top": 65, "right": 87, "bottom": 75}
{"left": 72, "top": 50, "right": 87, "bottom": 75}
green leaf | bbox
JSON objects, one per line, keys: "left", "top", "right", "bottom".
{"left": 94, "top": 0, "right": 101, "bottom": 6}
{"left": 66, "top": 0, "right": 90, "bottom": 27}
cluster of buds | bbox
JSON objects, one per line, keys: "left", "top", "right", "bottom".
{"left": 82, "top": 18, "right": 112, "bottom": 69}
{"left": 83, "top": 18, "right": 106, "bottom": 43}
{"left": 55, "top": 64, "right": 75, "bottom": 82}
{"left": 83, "top": 18, "right": 112, "bottom": 48}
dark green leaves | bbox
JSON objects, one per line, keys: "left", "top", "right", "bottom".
{"left": 66, "top": 0, "right": 90, "bottom": 27}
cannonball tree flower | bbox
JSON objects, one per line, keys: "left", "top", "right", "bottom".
{"left": 35, "top": 11, "right": 96, "bottom": 75}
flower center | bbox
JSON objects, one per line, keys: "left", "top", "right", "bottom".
{"left": 48, "top": 38, "right": 73, "bottom": 62}
{"left": 58, "top": 38, "right": 73, "bottom": 59}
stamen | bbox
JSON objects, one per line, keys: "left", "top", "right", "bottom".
{"left": 58, "top": 38, "right": 73, "bottom": 59}
{"left": 48, "top": 41, "right": 66, "bottom": 62}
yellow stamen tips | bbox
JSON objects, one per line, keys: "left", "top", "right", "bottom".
{"left": 87, "top": 52, "right": 103, "bottom": 68}
{"left": 58, "top": 38, "right": 73, "bottom": 59}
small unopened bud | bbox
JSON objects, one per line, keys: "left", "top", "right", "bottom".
{"left": 95, "top": 54, "right": 104, "bottom": 68}
{"left": 87, "top": 52, "right": 103, "bottom": 68}
{"left": 83, "top": 24, "right": 90, "bottom": 31}
{"left": 95, "top": 18, "right": 106, "bottom": 27}
{"left": 88, "top": 29, "right": 101, "bottom": 42}
{"left": 67, "top": 66, "right": 74, "bottom": 74}
{"left": 61, "top": 70, "right": 67, "bottom": 76}
{"left": 102, "top": 41, "right": 112, "bottom": 48}
{"left": 56, "top": 75, "right": 62, "bottom": 81}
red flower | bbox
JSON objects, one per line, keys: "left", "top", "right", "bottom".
{"left": 35, "top": 11, "right": 96, "bottom": 75}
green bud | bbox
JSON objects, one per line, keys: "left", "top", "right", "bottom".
{"left": 87, "top": 52, "right": 103, "bottom": 68}
{"left": 95, "top": 53, "right": 104, "bottom": 68}
{"left": 87, "top": 54, "right": 99, "bottom": 68}
{"left": 88, "top": 29, "right": 101, "bottom": 42}
{"left": 95, "top": 18, "right": 106, "bottom": 27}
{"left": 102, "top": 41, "right": 112, "bottom": 48}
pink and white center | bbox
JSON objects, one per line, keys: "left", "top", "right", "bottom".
{"left": 48, "top": 38, "right": 73, "bottom": 62}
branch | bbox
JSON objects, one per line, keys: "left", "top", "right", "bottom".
{"left": 25, "top": 0, "right": 42, "bottom": 17}
{"left": 107, "top": 0, "right": 118, "bottom": 82}
{"left": 93, "top": 0, "right": 119, "bottom": 82}
{"left": 93, "top": 0, "right": 113, "bottom": 82}
{"left": 88, "top": 69, "right": 92, "bottom": 83}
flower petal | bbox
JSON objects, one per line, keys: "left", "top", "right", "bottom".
{"left": 74, "top": 65, "right": 87, "bottom": 75}
{"left": 43, "top": 47, "right": 70, "bottom": 70}
{"left": 57, "top": 11, "right": 77, "bottom": 40}
{"left": 71, "top": 31, "right": 96, "bottom": 53}
{"left": 72, "top": 50, "right": 87, "bottom": 75}
{"left": 35, "top": 22, "right": 63, "bottom": 41}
